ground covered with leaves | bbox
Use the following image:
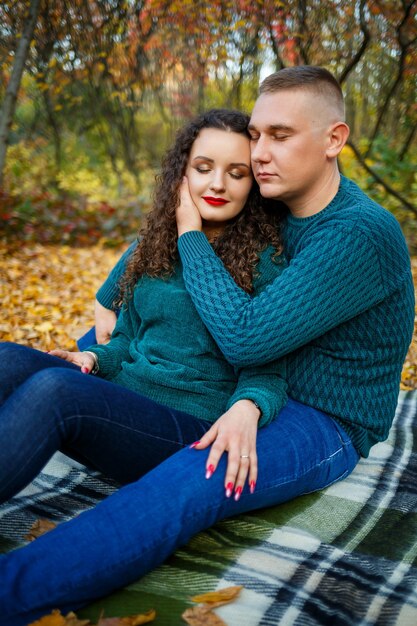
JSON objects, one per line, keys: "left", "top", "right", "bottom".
{"left": 0, "top": 242, "right": 416, "bottom": 389}
{"left": 0, "top": 241, "right": 125, "bottom": 351}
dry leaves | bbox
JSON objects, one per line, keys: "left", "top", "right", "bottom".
{"left": 96, "top": 611, "right": 156, "bottom": 625}
{"left": 27, "top": 609, "right": 156, "bottom": 626}
{"left": 181, "top": 608, "right": 227, "bottom": 626}
{"left": 0, "top": 242, "right": 124, "bottom": 351}
{"left": 28, "top": 611, "right": 89, "bottom": 626}
{"left": 25, "top": 518, "right": 57, "bottom": 541}
{"left": 182, "top": 586, "right": 243, "bottom": 626}
{"left": 25, "top": 587, "right": 243, "bottom": 626}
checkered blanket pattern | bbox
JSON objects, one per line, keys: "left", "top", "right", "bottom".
{"left": 1, "top": 390, "right": 416, "bottom": 625}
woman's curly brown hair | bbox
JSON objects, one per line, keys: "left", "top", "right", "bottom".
{"left": 117, "top": 109, "right": 286, "bottom": 306}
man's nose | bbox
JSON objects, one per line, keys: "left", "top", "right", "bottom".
{"left": 251, "top": 136, "right": 271, "bottom": 163}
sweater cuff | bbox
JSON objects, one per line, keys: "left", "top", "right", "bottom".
{"left": 86, "top": 346, "right": 120, "bottom": 379}
{"left": 226, "top": 391, "right": 280, "bottom": 428}
{"left": 177, "top": 231, "right": 213, "bottom": 263}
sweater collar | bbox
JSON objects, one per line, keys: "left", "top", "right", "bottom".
{"left": 285, "top": 175, "right": 346, "bottom": 228}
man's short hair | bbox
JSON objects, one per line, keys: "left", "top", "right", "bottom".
{"left": 260, "top": 66, "right": 345, "bottom": 121}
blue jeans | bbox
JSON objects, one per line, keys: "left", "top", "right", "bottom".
{"left": 0, "top": 342, "right": 359, "bottom": 625}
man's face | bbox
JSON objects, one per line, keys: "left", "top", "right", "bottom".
{"left": 248, "top": 89, "right": 333, "bottom": 211}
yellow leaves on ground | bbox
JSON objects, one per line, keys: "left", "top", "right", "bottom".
{"left": 25, "top": 518, "right": 57, "bottom": 542}
{"left": 189, "top": 586, "right": 243, "bottom": 605}
{"left": 27, "top": 611, "right": 89, "bottom": 626}
{"left": 182, "top": 586, "right": 243, "bottom": 625}
{"left": 26, "top": 586, "right": 244, "bottom": 626}
{"left": 182, "top": 608, "right": 227, "bottom": 626}
{"left": 0, "top": 242, "right": 124, "bottom": 352}
{"left": 27, "top": 610, "right": 156, "bottom": 626}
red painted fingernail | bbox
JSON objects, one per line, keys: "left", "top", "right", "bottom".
{"left": 234, "top": 486, "right": 243, "bottom": 501}
{"left": 81, "top": 367, "right": 89, "bottom": 374}
{"left": 225, "top": 482, "right": 233, "bottom": 498}
{"left": 205, "top": 464, "right": 215, "bottom": 479}
{"left": 250, "top": 481, "right": 256, "bottom": 494}
{"left": 189, "top": 440, "right": 200, "bottom": 449}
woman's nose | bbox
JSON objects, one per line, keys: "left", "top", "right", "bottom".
{"left": 209, "top": 172, "right": 226, "bottom": 192}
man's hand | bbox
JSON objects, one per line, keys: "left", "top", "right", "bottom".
{"left": 191, "top": 399, "right": 261, "bottom": 500}
{"left": 48, "top": 349, "right": 96, "bottom": 374}
{"left": 95, "top": 299, "right": 117, "bottom": 344}
{"left": 176, "top": 176, "right": 202, "bottom": 237}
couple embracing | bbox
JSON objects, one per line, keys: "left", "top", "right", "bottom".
{"left": 0, "top": 66, "right": 414, "bottom": 625}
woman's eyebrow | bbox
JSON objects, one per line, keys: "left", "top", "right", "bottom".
{"left": 192, "top": 156, "right": 214, "bottom": 163}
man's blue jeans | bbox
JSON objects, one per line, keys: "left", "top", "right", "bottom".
{"left": 0, "top": 342, "right": 359, "bottom": 626}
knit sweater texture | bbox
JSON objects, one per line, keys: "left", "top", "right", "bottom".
{"left": 91, "top": 247, "right": 287, "bottom": 425}
{"left": 177, "top": 176, "right": 415, "bottom": 457}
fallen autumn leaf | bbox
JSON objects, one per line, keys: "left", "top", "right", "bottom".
{"left": 190, "top": 586, "right": 243, "bottom": 605}
{"left": 25, "top": 518, "right": 57, "bottom": 542}
{"left": 182, "top": 606, "right": 227, "bottom": 626}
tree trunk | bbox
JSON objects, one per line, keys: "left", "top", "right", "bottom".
{"left": 0, "top": 0, "right": 41, "bottom": 188}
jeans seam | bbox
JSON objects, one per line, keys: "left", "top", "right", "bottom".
{"left": 248, "top": 440, "right": 354, "bottom": 496}
{"left": 64, "top": 414, "right": 189, "bottom": 447}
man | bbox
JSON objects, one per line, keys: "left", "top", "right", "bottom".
{"left": 176, "top": 65, "right": 415, "bottom": 460}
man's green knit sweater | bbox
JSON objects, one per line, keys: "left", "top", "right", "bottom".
{"left": 89, "top": 247, "right": 287, "bottom": 426}
{"left": 177, "top": 176, "right": 415, "bottom": 457}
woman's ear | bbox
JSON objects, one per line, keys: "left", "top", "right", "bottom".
{"left": 326, "top": 122, "right": 350, "bottom": 158}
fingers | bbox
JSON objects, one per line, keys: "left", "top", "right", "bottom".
{"left": 48, "top": 349, "right": 95, "bottom": 374}
{"left": 48, "top": 349, "right": 70, "bottom": 361}
{"left": 224, "top": 448, "right": 258, "bottom": 501}
{"left": 79, "top": 352, "right": 96, "bottom": 374}
{"left": 176, "top": 176, "right": 202, "bottom": 236}
{"left": 190, "top": 429, "right": 258, "bottom": 500}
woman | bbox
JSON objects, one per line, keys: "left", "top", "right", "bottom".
{"left": 0, "top": 110, "right": 358, "bottom": 626}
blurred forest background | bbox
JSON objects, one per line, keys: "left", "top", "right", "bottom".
{"left": 0, "top": 0, "right": 416, "bottom": 386}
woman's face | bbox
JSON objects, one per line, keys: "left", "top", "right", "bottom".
{"left": 185, "top": 128, "right": 253, "bottom": 230}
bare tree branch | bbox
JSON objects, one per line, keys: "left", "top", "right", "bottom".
{"left": 347, "top": 139, "right": 417, "bottom": 217}
{"left": 365, "top": 0, "right": 416, "bottom": 156}
{"left": 296, "top": 0, "right": 309, "bottom": 64}
{"left": 399, "top": 121, "right": 417, "bottom": 161}
{"left": 338, "top": 0, "right": 370, "bottom": 84}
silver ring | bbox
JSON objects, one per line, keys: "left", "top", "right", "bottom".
{"left": 240, "top": 454, "right": 250, "bottom": 459}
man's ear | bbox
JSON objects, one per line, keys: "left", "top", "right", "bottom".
{"left": 326, "top": 122, "right": 350, "bottom": 158}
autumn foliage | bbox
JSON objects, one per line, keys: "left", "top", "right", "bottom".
{"left": 0, "top": 0, "right": 416, "bottom": 230}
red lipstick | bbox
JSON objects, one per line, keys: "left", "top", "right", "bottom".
{"left": 202, "top": 196, "right": 230, "bottom": 206}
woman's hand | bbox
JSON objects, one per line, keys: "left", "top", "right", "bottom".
{"left": 95, "top": 299, "right": 117, "bottom": 344}
{"left": 48, "top": 349, "right": 96, "bottom": 374}
{"left": 176, "top": 176, "right": 202, "bottom": 237}
{"left": 192, "top": 399, "right": 261, "bottom": 500}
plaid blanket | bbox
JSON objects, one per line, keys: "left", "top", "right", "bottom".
{"left": 1, "top": 390, "right": 416, "bottom": 626}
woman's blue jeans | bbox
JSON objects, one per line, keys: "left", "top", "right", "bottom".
{"left": 0, "top": 342, "right": 359, "bottom": 626}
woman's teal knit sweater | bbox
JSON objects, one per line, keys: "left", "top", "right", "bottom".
{"left": 90, "top": 247, "right": 287, "bottom": 426}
